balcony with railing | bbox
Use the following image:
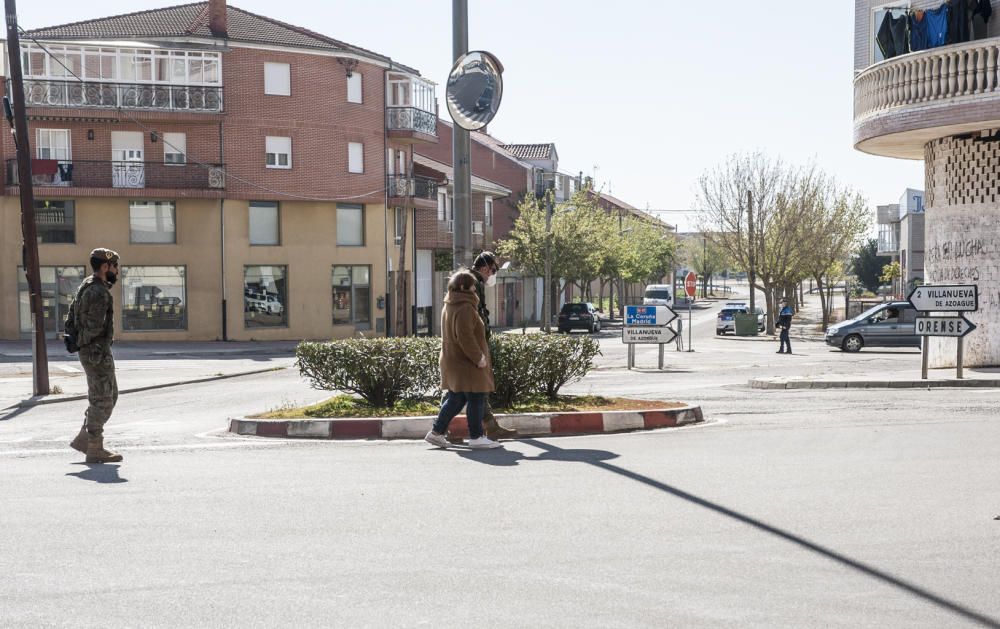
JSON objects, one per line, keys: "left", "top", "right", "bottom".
{"left": 854, "top": 38, "right": 1000, "bottom": 158}
{"left": 13, "top": 79, "right": 224, "bottom": 113}
{"left": 386, "top": 72, "right": 438, "bottom": 142}
{"left": 387, "top": 174, "right": 439, "bottom": 209}
{"left": 7, "top": 159, "right": 226, "bottom": 190}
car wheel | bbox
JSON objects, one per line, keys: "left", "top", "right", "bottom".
{"left": 842, "top": 334, "right": 864, "bottom": 353}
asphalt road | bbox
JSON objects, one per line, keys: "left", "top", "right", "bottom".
{"left": 2, "top": 290, "right": 999, "bottom": 628}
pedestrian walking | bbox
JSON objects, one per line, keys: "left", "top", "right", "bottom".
{"left": 67, "top": 248, "right": 123, "bottom": 463}
{"left": 777, "top": 298, "right": 794, "bottom": 354}
{"left": 425, "top": 270, "right": 502, "bottom": 450}
{"left": 467, "top": 251, "right": 516, "bottom": 439}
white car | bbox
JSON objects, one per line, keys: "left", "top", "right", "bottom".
{"left": 642, "top": 284, "right": 674, "bottom": 308}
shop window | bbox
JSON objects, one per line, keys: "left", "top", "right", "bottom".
{"left": 332, "top": 265, "right": 371, "bottom": 327}
{"left": 130, "top": 201, "right": 176, "bottom": 244}
{"left": 336, "top": 204, "right": 364, "bottom": 246}
{"left": 121, "top": 266, "right": 187, "bottom": 331}
{"left": 17, "top": 266, "right": 85, "bottom": 338}
{"left": 249, "top": 201, "right": 280, "bottom": 245}
{"left": 244, "top": 265, "right": 288, "bottom": 328}
{"left": 34, "top": 200, "right": 75, "bottom": 244}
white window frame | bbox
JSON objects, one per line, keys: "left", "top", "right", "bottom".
{"left": 249, "top": 201, "right": 280, "bottom": 246}
{"left": 265, "top": 136, "right": 292, "bottom": 169}
{"left": 870, "top": 2, "right": 911, "bottom": 66}
{"left": 264, "top": 62, "right": 291, "bottom": 96}
{"left": 163, "top": 132, "right": 186, "bottom": 165}
{"left": 485, "top": 197, "right": 493, "bottom": 226}
{"left": 20, "top": 43, "right": 222, "bottom": 85}
{"left": 36, "top": 129, "right": 71, "bottom": 161}
{"left": 347, "top": 72, "right": 362, "bottom": 103}
{"left": 129, "top": 201, "right": 177, "bottom": 245}
{"left": 348, "top": 142, "right": 364, "bottom": 174}
{"left": 437, "top": 191, "right": 447, "bottom": 221}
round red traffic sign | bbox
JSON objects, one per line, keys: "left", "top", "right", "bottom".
{"left": 684, "top": 271, "right": 697, "bottom": 298}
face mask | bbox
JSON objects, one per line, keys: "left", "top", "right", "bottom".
{"left": 105, "top": 271, "right": 118, "bottom": 285}
{"left": 486, "top": 274, "right": 497, "bottom": 288}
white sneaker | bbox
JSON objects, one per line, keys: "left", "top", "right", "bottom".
{"left": 424, "top": 431, "right": 451, "bottom": 448}
{"left": 467, "top": 436, "right": 502, "bottom": 449}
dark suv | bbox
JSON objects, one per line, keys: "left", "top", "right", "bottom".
{"left": 558, "top": 303, "right": 601, "bottom": 334}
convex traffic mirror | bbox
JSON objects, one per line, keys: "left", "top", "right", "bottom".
{"left": 446, "top": 51, "right": 503, "bottom": 131}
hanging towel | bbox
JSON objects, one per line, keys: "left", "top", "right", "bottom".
{"left": 925, "top": 5, "right": 951, "bottom": 47}
{"left": 972, "top": 0, "right": 992, "bottom": 39}
{"left": 31, "top": 159, "right": 58, "bottom": 176}
{"left": 889, "top": 13, "right": 909, "bottom": 56}
{"left": 877, "top": 12, "right": 898, "bottom": 58}
{"left": 910, "top": 12, "right": 930, "bottom": 51}
{"left": 947, "top": 0, "right": 973, "bottom": 44}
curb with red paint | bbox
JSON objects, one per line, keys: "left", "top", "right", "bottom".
{"left": 228, "top": 406, "right": 703, "bottom": 440}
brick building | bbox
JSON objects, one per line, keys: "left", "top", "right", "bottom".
{"left": 2, "top": 0, "right": 439, "bottom": 341}
{"left": 854, "top": 1, "right": 1000, "bottom": 366}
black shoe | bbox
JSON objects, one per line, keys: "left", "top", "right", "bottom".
{"left": 776, "top": 350, "right": 785, "bottom": 354}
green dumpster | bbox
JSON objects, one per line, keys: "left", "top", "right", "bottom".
{"left": 734, "top": 313, "right": 758, "bottom": 336}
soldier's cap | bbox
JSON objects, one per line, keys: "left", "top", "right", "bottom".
{"left": 90, "top": 248, "right": 120, "bottom": 264}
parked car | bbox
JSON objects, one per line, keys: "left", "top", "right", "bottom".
{"left": 642, "top": 284, "right": 674, "bottom": 308}
{"left": 825, "top": 301, "right": 920, "bottom": 352}
{"left": 716, "top": 302, "right": 765, "bottom": 335}
{"left": 558, "top": 302, "right": 602, "bottom": 334}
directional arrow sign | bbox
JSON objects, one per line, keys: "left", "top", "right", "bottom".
{"left": 622, "top": 325, "right": 679, "bottom": 345}
{"left": 907, "top": 284, "right": 978, "bottom": 312}
{"left": 915, "top": 315, "right": 977, "bottom": 337}
{"left": 624, "top": 305, "right": 678, "bottom": 327}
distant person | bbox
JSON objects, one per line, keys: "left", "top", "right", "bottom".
{"left": 777, "top": 298, "right": 794, "bottom": 355}
{"left": 425, "top": 270, "right": 502, "bottom": 450}
{"left": 67, "top": 248, "right": 123, "bottom": 463}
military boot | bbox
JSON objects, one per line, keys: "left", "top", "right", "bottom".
{"left": 70, "top": 427, "right": 89, "bottom": 454}
{"left": 484, "top": 416, "right": 517, "bottom": 440}
{"left": 86, "top": 437, "right": 123, "bottom": 464}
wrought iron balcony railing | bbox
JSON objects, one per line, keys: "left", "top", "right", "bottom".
{"left": 7, "top": 159, "right": 226, "bottom": 190}
{"left": 386, "top": 174, "right": 438, "bottom": 200}
{"left": 13, "top": 79, "right": 224, "bottom": 113}
{"left": 386, "top": 107, "right": 437, "bottom": 136}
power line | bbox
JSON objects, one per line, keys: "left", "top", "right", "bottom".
{"left": 17, "top": 29, "right": 388, "bottom": 203}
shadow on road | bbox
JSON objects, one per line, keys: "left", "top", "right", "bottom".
{"left": 455, "top": 443, "right": 619, "bottom": 467}
{"left": 509, "top": 438, "right": 1000, "bottom": 628}
{"left": 66, "top": 462, "right": 128, "bottom": 484}
{"left": 0, "top": 404, "right": 36, "bottom": 422}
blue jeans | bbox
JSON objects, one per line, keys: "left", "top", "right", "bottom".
{"left": 432, "top": 391, "right": 486, "bottom": 439}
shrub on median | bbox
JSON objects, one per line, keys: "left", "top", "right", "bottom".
{"left": 296, "top": 333, "right": 601, "bottom": 410}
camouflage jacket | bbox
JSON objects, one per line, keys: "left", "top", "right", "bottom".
{"left": 470, "top": 269, "right": 491, "bottom": 338}
{"left": 76, "top": 276, "right": 115, "bottom": 347}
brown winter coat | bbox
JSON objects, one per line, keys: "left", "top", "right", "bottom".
{"left": 439, "top": 289, "right": 495, "bottom": 393}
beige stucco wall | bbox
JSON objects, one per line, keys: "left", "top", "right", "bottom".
{"left": 1, "top": 197, "right": 403, "bottom": 341}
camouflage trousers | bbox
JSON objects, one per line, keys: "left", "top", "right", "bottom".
{"left": 79, "top": 343, "right": 118, "bottom": 438}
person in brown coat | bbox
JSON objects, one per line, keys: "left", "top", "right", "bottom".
{"left": 424, "top": 270, "right": 502, "bottom": 449}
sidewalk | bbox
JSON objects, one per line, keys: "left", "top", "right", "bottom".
{"left": 750, "top": 367, "right": 1000, "bottom": 389}
{"left": 0, "top": 340, "right": 297, "bottom": 408}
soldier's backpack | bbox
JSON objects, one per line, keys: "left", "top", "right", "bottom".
{"left": 62, "top": 283, "right": 89, "bottom": 354}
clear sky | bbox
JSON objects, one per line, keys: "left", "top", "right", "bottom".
{"left": 10, "top": 0, "right": 924, "bottom": 230}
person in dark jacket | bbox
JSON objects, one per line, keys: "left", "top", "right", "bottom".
{"left": 777, "top": 298, "right": 794, "bottom": 355}
{"left": 468, "top": 251, "right": 516, "bottom": 439}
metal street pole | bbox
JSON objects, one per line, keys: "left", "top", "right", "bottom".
{"left": 6, "top": 1, "right": 50, "bottom": 396}
{"left": 543, "top": 193, "right": 552, "bottom": 333}
{"left": 747, "top": 190, "right": 756, "bottom": 321}
{"left": 451, "top": 0, "right": 472, "bottom": 270}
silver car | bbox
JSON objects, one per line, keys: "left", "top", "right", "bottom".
{"left": 825, "top": 302, "right": 920, "bottom": 352}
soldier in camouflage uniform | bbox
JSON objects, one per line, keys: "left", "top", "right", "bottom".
{"left": 68, "top": 248, "right": 123, "bottom": 463}
{"left": 469, "top": 252, "right": 516, "bottom": 439}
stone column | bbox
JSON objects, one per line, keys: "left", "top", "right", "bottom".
{"left": 923, "top": 134, "right": 1000, "bottom": 367}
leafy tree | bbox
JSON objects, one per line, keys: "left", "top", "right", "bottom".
{"left": 852, "top": 238, "right": 890, "bottom": 293}
{"left": 682, "top": 236, "right": 728, "bottom": 297}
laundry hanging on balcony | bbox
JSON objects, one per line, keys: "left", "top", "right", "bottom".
{"left": 972, "top": 0, "right": 993, "bottom": 39}
{"left": 909, "top": 10, "right": 929, "bottom": 52}
{"left": 877, "top": 11, "right": 910, "bottom": 59}
{"left": 877, "top": 0, "right": 994, "bottom": 61}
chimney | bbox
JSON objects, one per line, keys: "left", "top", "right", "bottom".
{"left": 209, "top": 0, "right": 227, "bottom": 37}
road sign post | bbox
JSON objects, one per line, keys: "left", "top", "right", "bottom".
{"left": 908, "top": 284, "right": 979, "bottom": 380}
{"left": 622, "top": 305, "right": 678, "bottom": 370}
{"left": 684, "top": 272, "right": 696, "bottom": 352}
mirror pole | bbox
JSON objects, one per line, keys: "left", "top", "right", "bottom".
{"left": 451, "top": 0, "right": 472, "bottom": 269}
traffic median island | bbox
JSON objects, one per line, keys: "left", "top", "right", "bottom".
{"left": 229, "top": 394, "right": 704, "bottom": 440}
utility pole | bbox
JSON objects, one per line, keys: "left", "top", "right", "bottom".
{"left": 6, "top": 0, "right": 50, "bottom": 396}
{"left": 451, "top": 0, "right": 472, "bottom": 270}
{"left": 543, "top": 190, "right": 552, "bottom": 333}
{"left": 747, "top": 189, "right": 756, "bottom": 320}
